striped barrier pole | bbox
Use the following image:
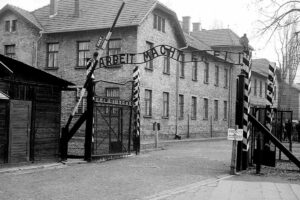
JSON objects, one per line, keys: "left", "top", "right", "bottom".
{"left": 133, "top": 66, "right": 140, "bottom": 154}
{"left": 266, "top": 64, "right": 276, "bottom": 138}
{"left": 242, "top": 50, "right": 252, "bottom": 170}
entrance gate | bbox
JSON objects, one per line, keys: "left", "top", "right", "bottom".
{"left": 93, "top": 97, "right": 133, "bottom": 156}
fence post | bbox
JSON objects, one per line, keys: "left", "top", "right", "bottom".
{"left": 236, "top": 73, "right": 245, "bottom": 171}
{"left": 133, "top": 66, "right": 140, "bottom": 154}
{"left": 84, "top": 79, "right": 95, "bottom": 162}
{"left": 60, "top": 127, "right": 68, "bottom": 161}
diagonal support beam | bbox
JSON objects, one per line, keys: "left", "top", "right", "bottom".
{"left": 67, "top": 111, "right": 88, "bottom": 142}
{"left": 249, "top": 114, "right": 300, "bottom": 169}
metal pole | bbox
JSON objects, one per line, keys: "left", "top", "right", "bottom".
{"left": 256, "top": 132, "right": 261, "bottom": 174}
{"left": 84, "top": 79, "right": 95, "bottom": 162}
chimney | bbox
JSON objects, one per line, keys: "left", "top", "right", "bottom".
{"left": 192, "top": 22, "right": 201, "bottom": 32}
{"left": 182, "top": 16, "right": 191, "bottom": 33}
{"left": 50, "top": 0, "right": 58, "bottom": 17}
{"left": 74, "top": 0, "right": 80, "bottom": 17}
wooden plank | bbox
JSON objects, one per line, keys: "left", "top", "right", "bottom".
{"left": 8, "top": 100, "right": 31, "bottom": 163}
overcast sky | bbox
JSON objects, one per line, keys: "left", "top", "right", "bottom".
{"left": 0, "top": 0, "right": 278, "bottom": 63}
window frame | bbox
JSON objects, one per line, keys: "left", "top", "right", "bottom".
{"left": 5, "top": 20, "right": 10, "bottom": 32}
{"left": 215, "top": 65, "right": 219, "bottom": 86}
{"left": 145, "top": 41, "right": 154, "bottom": 70}
{"left": 144, "top": 89, "right": 152, "bottom": 117}
{"left": 163, "top": 56, "right": 170, "bottom": 75}
{"left": 192, "top": 58, "right": 198, "bottom": 81}
{"left": 107, "top": 39, "right": 122, "bottom": 56}
{"left": 105, "top": 87, "right": 120, "bottom": 98}
{"left": 77, "top": 41, "right": 90, "bottom": 68}
{"left": 204, "top": 62, "right": 209, "bottom": 84}
{"left": 203, "top": 98, "right": 209, "bottom": 120}
{"left": 180, "top": 54, "right": 185, "bottom": 78}
{"left": 224, "top": 68, "right": 229, "bottom": 88}
{"left": 162, "top": 92, "right": 169, "bottom": 118}
{"left": 179, "top": 94, "right": 184, "bottom": 119}
{"left": 259, "top": 80, "right": 262, "bottom": 97}
{"left": 11, "top": 20, "right": 17, "bottom": 32}
{"left": 223, "top": 101, "right": 228, "bottom": 121}
{"left": 4, "top": 44, "right": 16, "bottom": 59}
{"left": 47, "top": 43, "right": 59, "bottom": 69}
{"left": 153, "top": 14, "right": 166, "bottom": 33}
{"left": 214, "top": 100, "right": 219, "bottom": 121}
{"left": 191, "top": 96, "right": 197, "bottom": 120}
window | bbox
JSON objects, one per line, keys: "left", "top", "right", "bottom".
{"left": 259, "top": 80, "right": 262, "bottom": 97}
{"left": 224, "top": 101, "right": 227, "bottom": 120}
{"left": 163, "top": 56, "right": 170, "bottom": 74}
{"left": 12, "top": 20, "right": 17, "bottom": 32}
{"left": 179, "top": 94, "right": 184, "bottom": 119}
{"left": 76, "top": 88, "right": 87, "bottom": 114}
{"left": 5, "top": 21, "right": 10, "bottom": 32}
{"left": 107, "top": 39, "right": 121, "bottom": 56}
{"left": 265, "top": 82, "right": 268, "bottom": 98}
{"left": 4, "top": 20, "right": 17, "bottom": 32}
{"left": 204, "top": 98, "right": 208, "bottom": 120}
{"left": 180, "top": 54, "right": 185, "bottom": 78}
{"left": 154, "top": 14, "right": 165, "bottom": 32}
{"left": 224, "top": 68, "right": 228, "bottom": 88}
{"left": 145, "top": 90, "right": 152, "bottom": 117}
{"left": 77, "top": 41, "right": 90, "bottom": 68}
{"left": 106, "top": 88, "right": 120, "bottom": 98}
{"left": 47, "top": 43, "right": 59, "bottom": 68}
{"left": 4, "top": 45, "right": 15, "bottom": 59}
{"left": 192, "top": 58, "right": 197, "bottom": 81}
{"left": 214, "top": 100, "right": 218, "bottom": 121}
{"left": 163, "top": 92, "right": 169, "bottom": 118}
{"left": 204, "top": 62, "right": 209, "bottom": 84}
{"left": 191, "top": 96, "right": 197, "bottom": 120}
{"left": 254, "top": 79, "right": 257, "bottom": 96}
{"left": 215, "top": 65, "right": 219, "bottom": 86}
{"left": 145, "top": 41, "right": 154, "bottom": 70}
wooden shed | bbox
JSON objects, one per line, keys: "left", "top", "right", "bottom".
{"left": 0, "top": 54, "right": 73, "bottom": 164}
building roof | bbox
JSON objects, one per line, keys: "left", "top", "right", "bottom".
{"left": 184, "top": 32, "right": 212, "bottom": 50}
{"left": 191, "top": 29, "right": 245, "bottom": 48}
{"left": 0, "top": 91, "right": 9, "bottom": 100}
{"left": 0, "top": 4, "right": 43, "bottom": 30}
{"left": 1, "top": 0, "right": 185, "bottom": 45}
{"left": 0, "top": 54, "right": 74, "bottom": 87}
{"left": 252, "top": 58, "right": 276, "bottom": 78}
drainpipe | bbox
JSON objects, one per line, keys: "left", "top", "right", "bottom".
{"left": 35, "top": 31, "right": 43, "bottom": 68}
{"left": 228, "top": 64, "right": 233, "bottom": 127}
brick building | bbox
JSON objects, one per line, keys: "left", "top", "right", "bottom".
{"left": 0, "top": 0, "right": 249, "bottom": 143}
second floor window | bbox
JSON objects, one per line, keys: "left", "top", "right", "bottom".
{"left": 224, "top": 68, "right": 228, "bottom": 88}
{"left": 254, "top": 79, "right": 257, "bottom": 96}
{"left": 5, "top": 45, "right": 15, "bottom": 59}
{"left": 192, "top": 58, "right": 197, "bottom": 81}
{"left": 47, "top": 43, "right": 59, "bottom": 68}
{"left": 12, "top": 20, "right": 17, "bottom": 32}
{"left": 215, "top": 65, "right": 219, "bottom": 86}
{"left": 204, "top": 62, "right": 209, "bottom": 84}
{"left": 5, "top": 21, "right": 10, "bottom": 32}
{"left": 163, "top": 92, "right": 169, "bottom": 118}
{"left": 180, "top": 54, "right": 185, "bottom": 78}
{"left": 265, "top": 82, "right": 268, "bottom": 98}
{"left": 154, "top": 14, "right": 166, "bottom": 32}
{"left": 107, "top": 39, "right": 121, "bottom": 56}
{"left": 145, "top": 41, "right": 154, "bottom": 70}
{"left": 259, "top": 80, "right": 262, "bottom": 97}
{"left": 163, "top": 57, "right": 170, "bottom": 74}
{"left": 77, "top": 41, "right": 90, "bottom": 67}
{"left": 179, "top": 94, "right": 184, "bottom": 119}
{"left": 145, "top": 89, "right": 152, "bottom": 116}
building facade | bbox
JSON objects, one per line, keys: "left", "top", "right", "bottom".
{"left": 0, "top": 0, "right": 248, "bottom": 143}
